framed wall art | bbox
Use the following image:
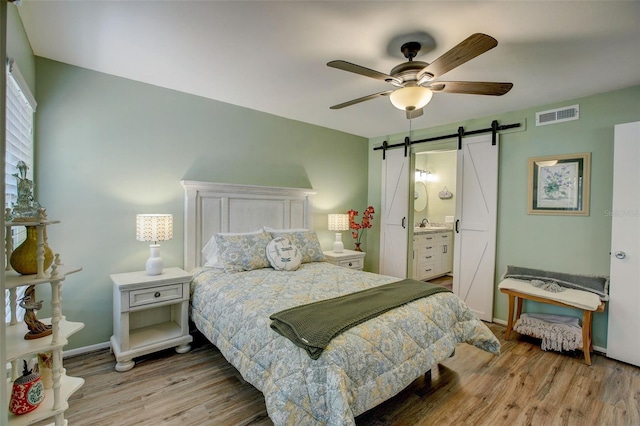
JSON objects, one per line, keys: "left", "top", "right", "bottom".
{"left": 527, "top": 152, "right": 591, "bottom": 215}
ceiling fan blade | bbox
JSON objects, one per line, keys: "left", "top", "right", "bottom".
{"left": 417, "top": 33, "right": 498, "bottom": 80}
{"left": 430, "top": 81, "right": 513, "bottom": 96}
{"left": 406, "top": 108, "right": 423, "bottom": 119}
{"left": 330, "top": 90, "right": 393, "bottom": 109}
{"left": 327, "top": 60, "right": 395, "bottom": 82}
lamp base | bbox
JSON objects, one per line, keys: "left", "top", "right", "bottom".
{"left": 146, "top": 244, "right": 164, "bottom": 275}
{"left": 333, "top": 233, "right": 344, "bottom": 253}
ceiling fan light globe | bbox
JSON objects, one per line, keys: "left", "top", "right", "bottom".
{"left": 390, "top": 86, "right": 433, "bottom": 111}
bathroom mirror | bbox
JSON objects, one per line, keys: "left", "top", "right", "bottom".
{"left": 414, "top": 181, "right": 427, "bottom": 212}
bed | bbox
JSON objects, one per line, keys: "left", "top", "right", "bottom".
{"left": 182, "top": 181, "right": 501, "bottom": 425}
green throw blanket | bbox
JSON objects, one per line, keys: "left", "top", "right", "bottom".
{"left": 269, "top": 279, "right": 452, "bottom": 359}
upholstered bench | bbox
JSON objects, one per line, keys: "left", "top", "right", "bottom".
{"left": 498, "top": 266, "right": 609, "bottom": 366}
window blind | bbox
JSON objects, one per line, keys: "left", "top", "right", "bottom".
{"left": 5, "top": 58, "right": 36, "bottom": 323}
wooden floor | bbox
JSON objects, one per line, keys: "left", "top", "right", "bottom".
{"left": 53, "top": 323, "right": 639, "bottom": 426}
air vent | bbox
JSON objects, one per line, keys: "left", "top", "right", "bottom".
{"left": 535, "top": 104, "right": 579, "bottom": 126}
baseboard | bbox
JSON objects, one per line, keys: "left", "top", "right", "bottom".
{"left": 63, "top": 341, "right": 111, "bottom": 358}
{"left": 492, "top": 318, "right": 507, "bottom": 326}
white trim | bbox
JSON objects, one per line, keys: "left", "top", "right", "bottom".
{"left": 63, "top": 341, "right": 111, "bottom": 358}
{"left": 492, "top": 317, "right": 507, "bottom": 326}
{"left": 6, "top": 57, "right": 36, "bottom": 110}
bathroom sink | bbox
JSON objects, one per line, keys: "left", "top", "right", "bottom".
{"left": 414, "top": 225, "right": 450, "bottom": 232}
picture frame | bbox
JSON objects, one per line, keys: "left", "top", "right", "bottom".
{"left": 527, "top": 152, "right": 591, "bottom": 215}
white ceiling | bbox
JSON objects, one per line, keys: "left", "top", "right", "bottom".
{"left": 16, "top": 1, "right": 640, "bottom": 138}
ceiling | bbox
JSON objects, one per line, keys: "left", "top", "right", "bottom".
{"left": 15, "top": 1, "right": 640, "bottom": 138}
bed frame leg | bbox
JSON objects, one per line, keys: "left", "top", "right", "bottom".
{"left": 425, "top": 369, "right": 432, "bottom": 382}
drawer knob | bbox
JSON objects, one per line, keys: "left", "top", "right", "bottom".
{"left": 348, "top": 262, "right": 353, "bottom": 266}
{"left": 154, "top": 292, "right": 161, "bottom": 298}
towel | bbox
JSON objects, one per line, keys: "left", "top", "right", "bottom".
{"left": 514, "top": 313, "right": 583, "bottom": 352}
{"left": 503, "top": 265, "right": 609, "bottom": 300}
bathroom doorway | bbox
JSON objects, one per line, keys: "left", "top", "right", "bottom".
{"left": 411, "top": 150, "right": 457, "bottom": 288}
{"left": 414, "top": 150, "right": 457, "bottom": 228}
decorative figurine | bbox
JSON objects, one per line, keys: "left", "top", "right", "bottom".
{"left": 10, "top": 161, "right": 42, "bottom": 222}
{"left": 9, "top": 360, "right": 45, "bottom": 415}
{"left": 19, "top": 285, "right": 52, "bottom": 340}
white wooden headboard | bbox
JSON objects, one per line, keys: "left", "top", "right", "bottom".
{"left": 181, "top": 180, "right": 317, "bottom": 271}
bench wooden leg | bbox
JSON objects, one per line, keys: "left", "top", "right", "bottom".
{"left": 516, "top": 298, "right": 524, "bottom": 321}
{"left": 583, "top": 310, "right": 594, "bottom": 365}
{"left": 505, "top": 294, "right": 515, "bottom": 340}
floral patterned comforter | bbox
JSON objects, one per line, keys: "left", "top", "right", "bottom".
{"left": 190, "top": 262, "right": 500, "bottom": 425}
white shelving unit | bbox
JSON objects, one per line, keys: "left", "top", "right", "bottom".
{"left": 2, "top": 218, "right": 84, "bottom": 426}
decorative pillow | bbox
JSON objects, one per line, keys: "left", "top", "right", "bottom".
{"left": 202, "top": 229, "right": 263, "bottom": 268}
{"left": 214, "top": 231, "right": 272, "bottom": 273}
{"left": 266, "top": 237, "right": 302, "bottom": 271}
{"left": 269, "top": 230, "right": 325, "bottom": 263}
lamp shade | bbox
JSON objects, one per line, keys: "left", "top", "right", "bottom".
{"left": 136, "top": 214, "right": 173, "bottom": 243}
{"left": 328, "top": 214, "right": 349, "bottom": 231}
{"left": 390, "top": 86, "right": 433, "bottom": 111}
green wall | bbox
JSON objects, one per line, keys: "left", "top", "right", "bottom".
{"left": 368, "top": 85, "right": 640, "bottom": 348}
{"left": 33, "top": 58, "right": 368, "bottom": 350}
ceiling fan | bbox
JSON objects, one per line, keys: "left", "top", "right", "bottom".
{"left": 327, "top": 33, "right": 513, "bottom": 119}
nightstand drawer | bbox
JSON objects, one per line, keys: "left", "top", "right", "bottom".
{"left": 336, "top": 257, "right": 363, "bottom": 270}
{"left": 130, "top": 284, "right": 183, "bottom": 307}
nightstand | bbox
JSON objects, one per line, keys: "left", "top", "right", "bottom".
{"left": 323, "top": 249, "right": 366, "bottom": 270}
{"left": 110, "top": 267, "right": 193, "bottom": 372}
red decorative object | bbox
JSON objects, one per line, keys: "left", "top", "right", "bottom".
{"left": 348, "top": 206, "right": 375, "bottom": 250}
{"left": 9, "top": 360, "right": 45, "bottom": 415}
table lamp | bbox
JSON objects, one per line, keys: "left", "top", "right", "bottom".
{"left": 136, "top": 214, "right": 173, "bottom": 275}
{"left": 328, "top": 213, "right": 349, "bottom": 253}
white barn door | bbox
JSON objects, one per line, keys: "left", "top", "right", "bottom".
{"left": 380, "top": 147, "right": 410, "bottom": 278}
{"left": 453, "top": 133, "right": 499, "bottom": 321}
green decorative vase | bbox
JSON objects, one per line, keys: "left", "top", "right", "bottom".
{"left": 10, "top": 226, "right": 54, "bottom": 275}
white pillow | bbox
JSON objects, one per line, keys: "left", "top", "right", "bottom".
{"left": 201, "top": 229, "right": 263, "bottom": 268}
{"left": 266, "top": 237, "right": 302, "bottom": 271}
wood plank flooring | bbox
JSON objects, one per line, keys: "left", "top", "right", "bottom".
{"left": 52, "top": 323, "right": 639, "bottom": 426}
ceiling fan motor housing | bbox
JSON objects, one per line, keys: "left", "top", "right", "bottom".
{"left": 388, "top": 61, "right": 430, "bottom": 87}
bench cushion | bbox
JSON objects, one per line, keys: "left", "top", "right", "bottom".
{"left": 502, "top": 265, "right": 609, "bottom": 301}
{"left": 498, "top": 278, "right": 602, "bottom": 311}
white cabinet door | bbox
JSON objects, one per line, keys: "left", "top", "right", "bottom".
{"left": 380, "top": 148, "right": 410, "bottom": 278}
{"left": 607, "top": 121, "right": 640, "bottom": 367}
{"left": 453, "top": 134, "right": 499, "bottom": 322}
{"left": 440, "top": 232, "right": 453, "bottom": 274}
